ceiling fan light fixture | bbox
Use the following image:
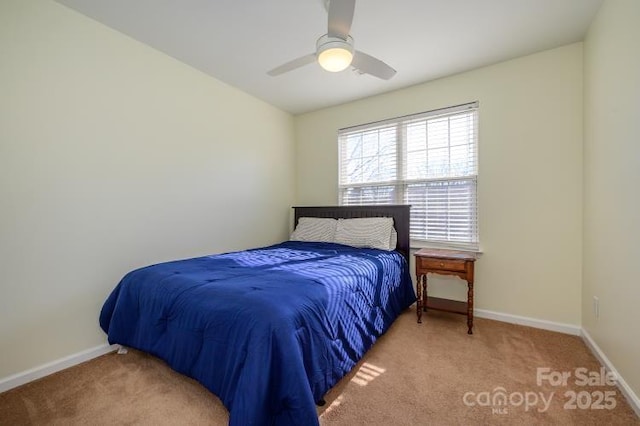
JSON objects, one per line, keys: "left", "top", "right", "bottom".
{"left": 267, "top": 1, "right": 396, "bottom": 80}
{"left": 316, "top": 35, "right": 354, "bottom": 72}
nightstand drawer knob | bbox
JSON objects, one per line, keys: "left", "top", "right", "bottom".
{"left": 439, "top": 262, "right": 444, "bottom": 267}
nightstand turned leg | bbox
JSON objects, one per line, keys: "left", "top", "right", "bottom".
{"left": 416, "top": 274, "right": 423, "bottom": 323}
{"left": 423, "top": 275, "right": 428, "bottom": 312}
{"left": 467, "top": 280, "right": 474, "bottom": 334}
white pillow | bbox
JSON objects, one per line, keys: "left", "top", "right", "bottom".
{"left": 334, "top": 217, "right": 395, "bottom": 250}
{"left": 290, "top": 217, "right": 337, "bottom": 243}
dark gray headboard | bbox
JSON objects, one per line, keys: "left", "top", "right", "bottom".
{"left": 292, "top": 205, "right": 411, "bottom": 263}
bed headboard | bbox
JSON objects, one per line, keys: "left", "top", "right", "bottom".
{"left": 293, "top": 205, "right": 411, "bottom": 263}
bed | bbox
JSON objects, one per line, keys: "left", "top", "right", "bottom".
{"left": 99, "top": 205, "right": 415, "bottom": 426}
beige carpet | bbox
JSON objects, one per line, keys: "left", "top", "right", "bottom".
{"left": 1, "top": 308, "right": 638, "bottom": 425}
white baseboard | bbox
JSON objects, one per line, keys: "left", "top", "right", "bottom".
{"left": 0, "top": 343, "right": 119, "bottom": 393}
{"left": 474, "top": 308, "right": 582, "bottom": 335}
{"left": 581, "top": 329, "right": 640, "bottom": 418}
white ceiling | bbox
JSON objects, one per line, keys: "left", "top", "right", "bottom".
{"left": 55, "top": 0, "right": 603, "bottom": 114}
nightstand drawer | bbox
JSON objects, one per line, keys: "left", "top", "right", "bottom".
{"left": 418, "top": 257, "right": 466, "bottom": 272}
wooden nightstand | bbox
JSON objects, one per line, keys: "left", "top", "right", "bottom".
{"left": 415, "top": 248, "right": 477, "bottom": 334}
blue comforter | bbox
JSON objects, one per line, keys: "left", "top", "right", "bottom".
{"left": 100, "top": 241, "right": 415, "bottom": 425}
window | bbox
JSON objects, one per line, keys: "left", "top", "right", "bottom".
{"left": 338, "top": 102, "right": 478, "bottom": 250}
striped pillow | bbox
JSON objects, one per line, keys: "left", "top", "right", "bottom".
{"left": 390, "top": 228, "right": 398, "bottom": 250}
{"left": 334, "top": 217, "right": 395, "bottom": 250}
{"left": 290, "top": 217, "right": 337, "bottom": 243}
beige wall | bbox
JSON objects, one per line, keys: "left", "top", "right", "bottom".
{"left": 0, "top": 0, "right": 294, "bottom": 378}
{"left": 583, "top": 0, "right": 640, "bottom": 398}
{"left": 295, "top": 44, "right": 584, "bottom": 326}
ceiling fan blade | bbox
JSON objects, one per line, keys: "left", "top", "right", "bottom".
{"left": 328, "top": 0, "right": 356, "bottom": 40}
{"left": 352, "top": 50, "right": 396, "bottom": 80}
{"left": 267, "top": 54, "right": 317, "bottom": 76}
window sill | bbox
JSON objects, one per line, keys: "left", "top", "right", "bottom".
{"left": 410, "top": 240, "right": 483, "bottom": 256}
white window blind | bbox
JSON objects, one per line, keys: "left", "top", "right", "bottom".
{"left": 339, "top": 102, "right": 479, "bottom": 250}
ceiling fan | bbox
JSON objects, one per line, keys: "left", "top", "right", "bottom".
{"left": 267, "top": 0, "right": 396, "bottom": 80}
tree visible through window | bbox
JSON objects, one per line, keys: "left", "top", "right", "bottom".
{"left": 338, "top": 102, "right": 479, "bottom": 250}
